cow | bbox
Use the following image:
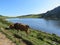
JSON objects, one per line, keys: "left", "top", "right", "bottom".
{"left": 9, "top": 23, "right": 30, "bottom": 34}
{"left": 5, "top": 24, "right": 14, "bottom": 30}
{"left": 9, "top": 24, "right": 14, "bottom": 29}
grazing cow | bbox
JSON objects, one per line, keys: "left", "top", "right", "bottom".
{"left": 9, "top": 24, "right": 14, "bottom": 29}
{"left": 9, "top": 23, "right": 30, "bottom": 34}
{"left": 5, "top": 24, "right": 14, "bottom": 30}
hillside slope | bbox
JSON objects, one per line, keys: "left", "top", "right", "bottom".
{"left": 43, "top": 6, "right": 60, "bottom": 19}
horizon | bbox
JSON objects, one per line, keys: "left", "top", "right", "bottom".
{"left": 0, "top": 0, "right": 60, "bottom": 17}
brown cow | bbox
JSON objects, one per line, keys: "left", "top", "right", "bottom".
{"left": 9, "top": 23, "right": 30, "bottom": 34}
{"left": 9, "top": 24, "right": 14, "bottom": 29}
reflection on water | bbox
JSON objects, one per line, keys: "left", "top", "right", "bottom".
{"left": 7, "top": 18, "right": 60, "bottom": 36}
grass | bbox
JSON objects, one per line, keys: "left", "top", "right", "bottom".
{"left": 0, "top": 17, "right": 60, "bottom": 45}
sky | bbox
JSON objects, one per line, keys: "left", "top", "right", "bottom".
{"left": 0, "top": 0, "right": 60, "bottom": 16}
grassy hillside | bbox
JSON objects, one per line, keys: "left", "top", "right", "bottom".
{"left": 0, "top": 17, "right": 60, "bottom": 45}
{"left": 42, "top": 6, "right": 60, "bottom": 19}
{"left": 17, "top": 14, "right": 43, "bottom": 18}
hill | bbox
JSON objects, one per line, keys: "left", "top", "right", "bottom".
{"left": 43, "top": 6, "right": 60, "bottom": 19}
{"left": 17, "top": 6, "right": 60, "bottom": 19}
{"left": 17, "top": 14, "right": 43, "bottom": 18}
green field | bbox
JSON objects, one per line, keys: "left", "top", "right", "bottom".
{"left": 0, "top": 17, "right": 60, "bottom": 45}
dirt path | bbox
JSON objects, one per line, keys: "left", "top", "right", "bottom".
{"left": 0, "top": 32, "right": 16, "bottom": 45}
